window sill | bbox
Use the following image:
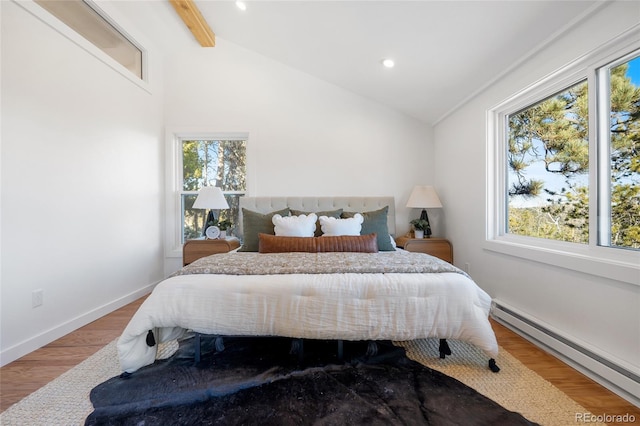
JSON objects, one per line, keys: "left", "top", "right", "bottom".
{"left": 483, "top": 237, "right": 640, "bottom": 286}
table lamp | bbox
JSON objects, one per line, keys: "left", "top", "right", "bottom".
{"left": 193, "top": 186, "right": 229, "bottom": 237}
{"left": 406, "top": 185, "right": 443, "bottom": 238}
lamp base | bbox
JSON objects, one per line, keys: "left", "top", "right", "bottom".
{"left": 202, "top": 209, "right": 217, "bottom": 237}
{"left": 420, "top": 209, "right": 432, "bottom": 238}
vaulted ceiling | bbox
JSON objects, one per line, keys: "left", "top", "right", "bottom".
{"left": 114, "top": 0, "right": 600, "bottom": 125}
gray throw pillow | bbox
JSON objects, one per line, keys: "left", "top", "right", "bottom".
{"left": 342, "top": 206, "right": 394, "bottom": 251}
{"left": 238, "top": 207, "right": 290, "bottom": 252}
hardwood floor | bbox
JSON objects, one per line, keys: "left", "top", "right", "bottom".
{"left": 0, "top": 297, "right": 145, "bottom": 412}
{"left": 2, "top": 297, "right": 639, "bottom": 424}
{"left": 493, "top": 320, "right": 640, "bottom": 423}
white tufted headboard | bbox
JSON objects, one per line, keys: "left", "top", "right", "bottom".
{"left": 238, "top": 196, "right": 396, "bottom": 239}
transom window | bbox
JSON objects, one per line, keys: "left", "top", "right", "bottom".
{"left": 34, "top": 0, "right": 143, "bottom": 79}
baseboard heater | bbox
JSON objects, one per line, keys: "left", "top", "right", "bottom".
{"left": 491, "top": 299, "right": 640, "bottom": 408}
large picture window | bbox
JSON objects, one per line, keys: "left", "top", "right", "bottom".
{"left": 488, "top": 31, "right": 640, "bottom": 283}
{"left": 500, "top": 53, "right": 639, "bottom": 251}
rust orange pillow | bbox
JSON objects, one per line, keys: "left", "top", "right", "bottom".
{"left": 258, "top": 234, "right": 316, "bottom": 253}
{"left": 316, "top": 233, "right": 378, "bottom": 253}
{"left": 258, "top": 233, "right": 378, "bottom": 253}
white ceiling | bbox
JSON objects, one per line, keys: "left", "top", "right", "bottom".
{"left": 113, "top": 0, "right": 600, "bottom": 124}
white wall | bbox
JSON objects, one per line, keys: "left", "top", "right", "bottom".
{"left": 1, "top": 1, "right": 435, "bottom": 356}
{"left": 163, "top": 38, "right": 434, "bottom": 274}
{"left": 0, "top": 1, "right": 165, "bottom": 365}
{"left": 434, "top": 0, "right": 639, "bottom": 389}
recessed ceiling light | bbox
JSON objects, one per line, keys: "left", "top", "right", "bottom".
{"left": 382, "top": 58, "right": 395, "bottom": 68}
{"left": 236, "top": 1, "right": 247, "bottom": 11}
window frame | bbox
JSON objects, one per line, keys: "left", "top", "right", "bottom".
{"left": 16, "top": 0, "right": 150, "bottom": 91}
{"left": 179, "top": 139, "right": 247, "bottom": 243}
{"left": 486, "top": 26, "right": 640, "bottom": 286}
{"left": 165, "top": 129, "right": 252, "bottom": 258}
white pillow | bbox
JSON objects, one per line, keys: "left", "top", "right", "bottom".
{"left": 319, "top": 214, "right": 363, "bottom": 236}
{"left": 272, "top": 213, "right": 317, "bottom": 237}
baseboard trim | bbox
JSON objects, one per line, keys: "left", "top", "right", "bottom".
{"left": 0, "top": 283, "right": 155, "bottom": 367}
{"left": 491, "top": 300, "right": 640, "bottom": 408}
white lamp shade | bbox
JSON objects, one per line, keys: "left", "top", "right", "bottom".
{"left": 192, "top": 186, "right": 229, "bottom": 210}
{"left": 406, "top": 185, "right": 443, "bottom": 209}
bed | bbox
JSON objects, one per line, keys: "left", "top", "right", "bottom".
{"left": 117, "top": 196, "right": 499, "bottom": 374}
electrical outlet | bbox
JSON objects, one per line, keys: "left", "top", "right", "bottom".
{"left": 464, "top": 263, "right": 471, "bottom": 274}
{"left": 32, "top": 289, "right": 43, "bottom": 308}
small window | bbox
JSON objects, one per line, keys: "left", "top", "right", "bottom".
{"left": 35, "top": 0, "right": 143, "bottom": 79}
{"left": 180, "top": 139, "right": 247, "bottom": 242}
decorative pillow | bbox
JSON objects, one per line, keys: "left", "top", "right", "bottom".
{"left": 290, "top": 209, "right": 343, "bottom": 236}
{"left": 319, "top": 214, "right": 363, "bottom": 236}
{"left": 316, "top": 233, "right": 378, "bottom": 253}
{"left": 342, "top": 206, "right": 394, "bottom": 251}
{"left": 238, "top": 207, "right": 290, "bottom": 252}
{"left": 258, "top": 233, "right": 316, "bottom": 253}
{"left": 258, "top": 233, "right": 378, "bottom": 253}
{"left": 389, "top": 234, "right": 397, "bottom": 249}
{"left": 272, "top": 213, "right": 317, "bottom": 237}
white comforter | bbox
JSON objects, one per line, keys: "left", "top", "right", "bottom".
{"left": 118, "top": 253, "right": 499, "bottom": 373}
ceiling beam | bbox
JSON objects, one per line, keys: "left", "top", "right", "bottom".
{"left": 169, "top": 0, "right": 215, "bottom": 47}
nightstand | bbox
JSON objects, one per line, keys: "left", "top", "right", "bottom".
{"left": 394, "top": 236, "right": 453, "bottom": 263}
{"left": 183, "top": 238, "right": 241, "bottom": 266}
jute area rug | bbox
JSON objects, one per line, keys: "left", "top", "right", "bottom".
{"left": 1, "top": 338, "right": 604, "bottom": 426}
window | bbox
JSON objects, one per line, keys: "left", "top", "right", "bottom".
{"left": 34, "top": 0, "right": 143, "bottom": 80}
{"left": 500, "top": 51, "right": 639, "bottom": 251}
{"left": 507, "top": 80, "right": 590, "bottom": 244}
{"left": 598, "top": 54, "right": 640, "bottom": 249}
{"left": 180, "top": 138, "right": 247, "bottom": 243}
{"left": 488, "top": 30, "right": 640, "bottom": 284}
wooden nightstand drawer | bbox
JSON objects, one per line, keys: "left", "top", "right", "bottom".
{"left": 183, "top": 238, "right": 241, "bottom": 266}
{"left": 395, "top": 236, "right": 453, "bottom": 263}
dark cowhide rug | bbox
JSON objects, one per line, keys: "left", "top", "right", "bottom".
{"left": 86, "top": 336, "right": 537, "bottom": 425}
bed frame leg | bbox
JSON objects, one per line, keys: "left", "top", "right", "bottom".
{"left": 297, "top": 339, "right": 304, "bottom": 364}
{"left": 365, "top": 341, "right": 378, "bottom": 357}
{"left": 488, "top": 358, "right": 500, "bottom": 373}
{"left": 194, "top": 333, "right": 202, "bottom": 363}
{"left": 337, "top": 340, "right": 344, "bottom": 360}
{"left": 290, "top": 339, "right": 304, "bottom": 364}
{"left": 439, "top": 339, "right": 452, "bottom": 359}
{"left": 214, "top": 336, "right": 225, "bottom": 352}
